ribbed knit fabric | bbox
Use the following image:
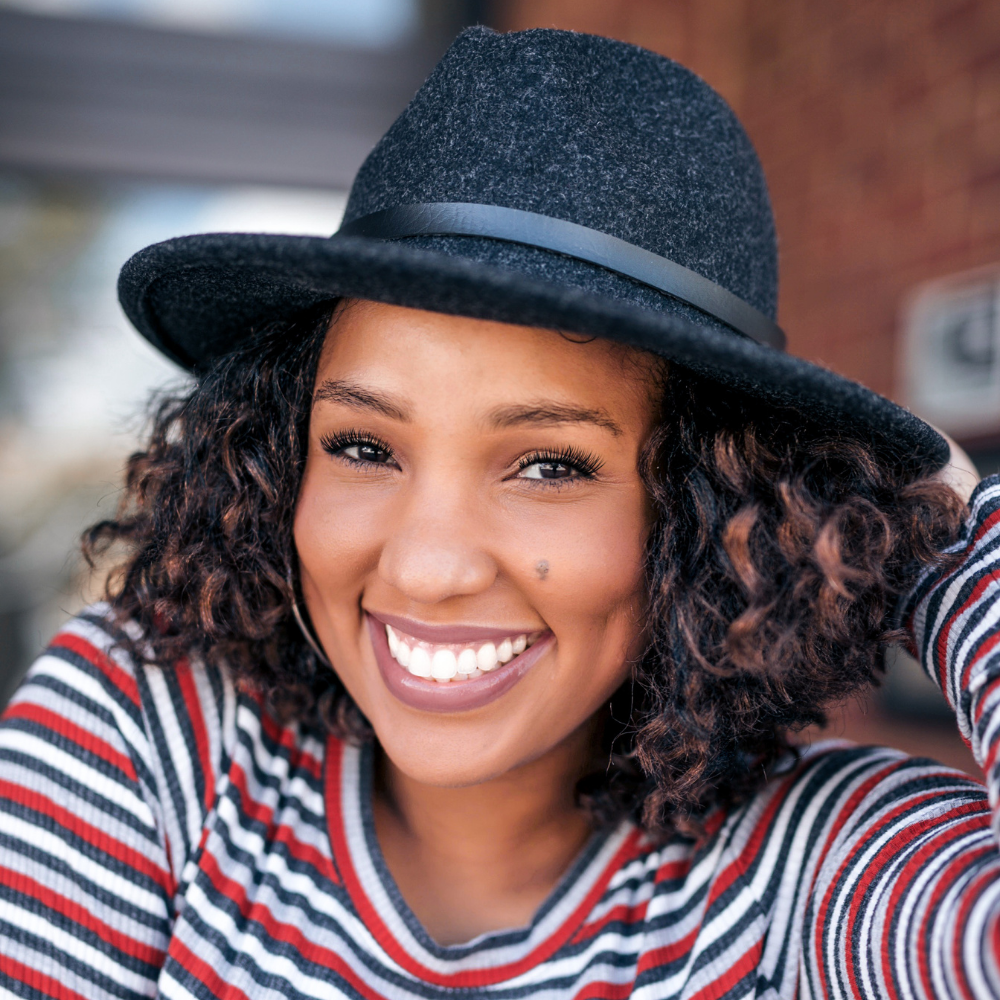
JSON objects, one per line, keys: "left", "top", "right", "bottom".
{"left": 3, "top": 480, "right": 1000, "bottom": 998}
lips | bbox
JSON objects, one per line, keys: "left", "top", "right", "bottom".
{"left": 366, "top": 612, "right": 554, "bottom": 713}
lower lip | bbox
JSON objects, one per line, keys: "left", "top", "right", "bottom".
{"left": 366, "top": 614, "right": 554, "bottom": 713}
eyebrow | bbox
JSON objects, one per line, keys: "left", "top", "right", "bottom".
{"left": 313, "top": 379, "right": 409, "bottom": 421}
{"left": 313, "top": 380, "right": 622, "bottom": 435}
{"left": 487, "top": 402, "right": 622, "bottom": 436}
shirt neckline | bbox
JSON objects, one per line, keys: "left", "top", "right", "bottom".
{"left": 324, "top": 735, "right": 644, "bottom": 989}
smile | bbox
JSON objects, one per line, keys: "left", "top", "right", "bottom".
{"left": 385, "top": 624, "right": 544, "bottom": 681}
{"left": 366, "top": 613, "right": 555, "bottom": 713}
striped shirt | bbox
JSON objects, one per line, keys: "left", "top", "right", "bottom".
{"left": 3, "top": 480, "right": 1000, "bottom": 999}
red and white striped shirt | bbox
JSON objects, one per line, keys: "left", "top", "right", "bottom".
{"left": 3, "top": 478, "right": 1000, "bottom": 999}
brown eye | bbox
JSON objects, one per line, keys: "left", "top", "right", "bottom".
{"left": 321, "top": 432, "right": 398, "bottom": 467}
{"left": 342, "top": 442, "right": 393, "bottom": 464}
{"left": 516, "top": 448, "right": 601, "bottom": 482}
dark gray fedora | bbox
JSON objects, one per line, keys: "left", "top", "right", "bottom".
{"left": 118, "top": 25, "right": 947, "bottom": 469}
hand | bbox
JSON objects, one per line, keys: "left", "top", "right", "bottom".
{"left": 931, "top": 426, "right": 980, "bottom": 505}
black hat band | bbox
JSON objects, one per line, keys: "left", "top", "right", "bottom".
{"left": 337, "top": 202, "right": 786, "bottom": 350}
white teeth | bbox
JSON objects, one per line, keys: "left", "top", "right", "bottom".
{"left": 431, "top": 649, "right": 458, "bottom": 681}
{"left": 384, "top": 625, "right": 541, "bottom": 680}
{"left": 476, "top": 642, "right": 498, "bottom": 672}
{"left": 408, "top": 646, "right": 432, "bottom": 677}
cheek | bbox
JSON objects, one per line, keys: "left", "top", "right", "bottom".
{"left": 505, "top": 490, "right": 650, "bottom": 649}
{"left": 293, "top": 459, "right": 387, "bottom": 601}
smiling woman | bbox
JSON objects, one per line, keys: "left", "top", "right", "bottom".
{"left": 296, "top": 302, "right": 656, "bottom": 940}
{"left": 3, "top": 24, "right": 1000, "bottom": 1000}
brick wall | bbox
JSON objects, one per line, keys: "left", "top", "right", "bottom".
{"left": 498, "top": 0, "right": 1000, "bottom": 402}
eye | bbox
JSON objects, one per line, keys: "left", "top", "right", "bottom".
{"left": 519, "top": 460, "right": 582, "bottom": 480}
{"left": 342, "top": 442, "right": 393, "bottom": 464}
{"left": 321, "top": 431, "right": 398, "bottom": 468}
{"left": 516, "top": 448, "right": 601, "bottom": 482}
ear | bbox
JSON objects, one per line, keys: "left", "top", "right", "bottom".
{"left": 930, "top": 425, "right": 980, "bottom": 504}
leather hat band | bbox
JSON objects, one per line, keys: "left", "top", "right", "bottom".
{"left": 337, "top": 202, "right": 785, "bottom": 350}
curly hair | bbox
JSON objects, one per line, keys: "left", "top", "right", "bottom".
{"left": 85, "top": 304, "right": 966, "bottom": 836}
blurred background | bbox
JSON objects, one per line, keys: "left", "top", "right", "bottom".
{"left": 1, "top": 0, "right": 997, "bottom": 772}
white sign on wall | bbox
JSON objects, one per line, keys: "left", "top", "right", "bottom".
{"left": 901, "top": 263, "right": 1000, "bottom": 438}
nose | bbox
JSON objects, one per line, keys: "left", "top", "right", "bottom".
{"left": 378, "top": 498, "right": 498, "bottom": 604}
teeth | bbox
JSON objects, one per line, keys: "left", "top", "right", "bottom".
{"left": 431, "top": 649, "right": 457, "bottom": 681}
{"left": 385, "top": 625, "right": 539, "bottom": 681}
{"left": 408, "top": 646, "right": 431, "bottom": 677}
{"left": 476, "top": 642, "right": 498, "bottom": 672}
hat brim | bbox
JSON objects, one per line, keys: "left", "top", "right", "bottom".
{"left": 118, "top": 231, "right": 948, "bottom": 472}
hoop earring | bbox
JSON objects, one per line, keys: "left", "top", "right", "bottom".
{"left": 286, "top": 570, "right": 331, "bottom": 667}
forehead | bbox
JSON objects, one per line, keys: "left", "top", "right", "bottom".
{"left": 315, "top": 300, "right": 661, "bottom": 430}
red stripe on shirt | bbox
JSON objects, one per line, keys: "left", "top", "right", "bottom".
{"left": 0, "top": 863, "right": 166, "bottom": 967}
{"left": 49, "top": 633, "right": 141, "bottom": 708}
{"left": 197, "top": 849, "right": 386, "bottom": 1000}
{"left": 688, "top": 938, "right": 763, "bottom": 1000}
{"left": 0, "top": 954, "right": 97, "bottom": 1000}
{"left": 0, "top": 779, "right": 173, "bottom": 897}
{"left": 168, "top": 937, "right": 255, "bottom": 1000}
{"left": 175, "top": 660, "right": 215, "bottom": 812}
{"left": 229, "top": 762, "right": 339, "bottom": 885}
{"left": 3, "top": 702, "right": 137, "bottom": 782}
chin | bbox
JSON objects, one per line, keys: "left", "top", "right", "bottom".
{"left": 368, "top": 703, "right": 558, "bottom": 787}
{"left": 375, "top": 727, "right": 528, "bottom": 787}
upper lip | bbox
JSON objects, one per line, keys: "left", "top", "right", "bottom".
{"left": 365, "top": 610, "right": 545, "bottom": 645}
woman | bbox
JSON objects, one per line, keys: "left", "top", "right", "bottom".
{"left": 0, "top": 25, "right": 997, "bottom": 1000}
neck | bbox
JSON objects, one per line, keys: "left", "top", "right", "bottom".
{"left": 372, "top": 720, "right": 598, "bottom": 945}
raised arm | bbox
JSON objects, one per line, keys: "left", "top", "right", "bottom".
{"left": 802, "top": 473, "right": 1000, "bottom": 999}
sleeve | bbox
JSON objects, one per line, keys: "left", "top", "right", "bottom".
{"left": 0, "top": 614, "right": 175, "bottom": 1000}
{"left": 800, "top": 475, "right": 1000, "bottom": 1000}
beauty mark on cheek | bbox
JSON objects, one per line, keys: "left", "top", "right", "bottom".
{"left": 536, "top": 560, "right": 549, "bottom": 581}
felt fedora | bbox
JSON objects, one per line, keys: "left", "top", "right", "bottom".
{"left": 118, "top": 26, "right": 947, "bottom": 470}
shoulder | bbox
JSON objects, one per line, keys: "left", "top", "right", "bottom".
{"left": 20, "top": 603, "right": 236, "bottom": 759}
{"left": 5, "top": 604, "right": 241, "bottom": 872}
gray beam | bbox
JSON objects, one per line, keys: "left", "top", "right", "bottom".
{"left": 0, "top": 9, "right": 439, "bottom": 188}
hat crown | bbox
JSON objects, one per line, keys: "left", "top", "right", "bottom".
{"left": 344, "top": 26, "right": 777, "bottom": 320}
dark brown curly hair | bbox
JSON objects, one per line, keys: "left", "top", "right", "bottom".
{"left": 85, "top": 303, "right": 966, "bottom": 836}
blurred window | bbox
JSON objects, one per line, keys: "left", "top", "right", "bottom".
{"left": 0, "top": 0, "right": 419, "bottom": 46}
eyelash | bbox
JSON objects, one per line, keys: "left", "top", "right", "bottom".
{"left": 320, "top": 429, "right": 395, "bottom": 466}
{"left": 516, "top": 447, "right": 603, "bottom": 479}
{"left": 320, "top": 431, "right": 603, "bottom": 480}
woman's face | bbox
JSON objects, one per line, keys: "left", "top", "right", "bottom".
{"left": 295, "top": 300, "right": 658, "bottom": 787}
